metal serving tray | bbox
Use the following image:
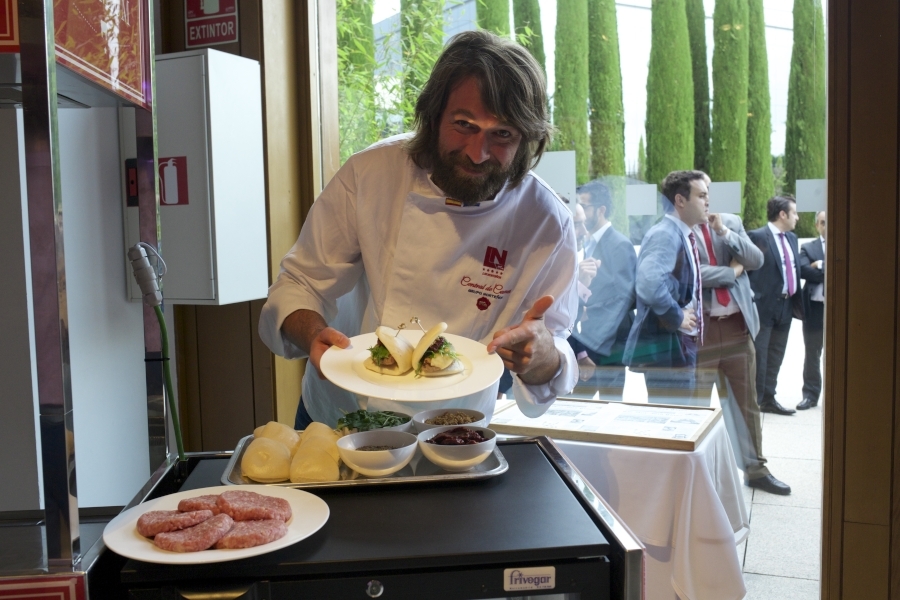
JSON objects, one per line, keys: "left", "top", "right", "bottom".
{"left": 221, "top": 434, "right": 509, "bottom": 489}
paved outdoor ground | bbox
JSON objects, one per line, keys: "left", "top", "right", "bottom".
{"left": 739, "top": 317, "right": 822, "bottom": 599}
{"left": 616, "top": 299, "right": 823, "bottom": 598}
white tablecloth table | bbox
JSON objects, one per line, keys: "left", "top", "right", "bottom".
{"left": 554, "top": 419, "right": 749, "bottom": 600}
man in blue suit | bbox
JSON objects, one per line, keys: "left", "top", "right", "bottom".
{"left": 569, "top": 181, "right": 637, "bottom": 400}
{"left": 747, "top": 196, "right": 802, "bottom": 416}
{"left": 624, "top": 170, "right": 709, "bottom": 404}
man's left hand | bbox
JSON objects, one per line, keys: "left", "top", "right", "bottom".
{"left": 486, "top": 295, "right": 561, "bottom": 385}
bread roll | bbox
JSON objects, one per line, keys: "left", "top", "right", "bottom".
{"left": 300, "top": 422, "right": 339, "bottom": 444}
{"left": 290, "top": 447, "right": 340, "bottom": 483}
{"left": 257, "top": 421, "right": 302, "bottom": 456}
{"left": 298, "top": 433, "right": 340, "bottom": 463}
{"left": 241, "top": 438, "right": 290, "bottom": 483}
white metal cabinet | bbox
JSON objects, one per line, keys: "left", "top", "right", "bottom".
{"left": 125, "top": 48, "right": 268, "bottom": 305}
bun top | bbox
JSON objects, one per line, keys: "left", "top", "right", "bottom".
{"left": 375, "top": 326, "right": 414, "bottom": 372}
{"left": 412, "top": 322, "right": 448, "bottom": 367}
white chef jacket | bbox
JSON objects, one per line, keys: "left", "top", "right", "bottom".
{"left": 259, "top": 135, "right": 580, "bottom": 427}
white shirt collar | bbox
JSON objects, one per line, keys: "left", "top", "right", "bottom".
{"left": 767, "top": 222, "right": 785, "bottom": 238}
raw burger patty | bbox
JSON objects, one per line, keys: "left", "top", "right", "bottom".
{"left": 177, "top": 494, "right": 221, "bottom": 515}
{"left": 137, "top": 509, "right": 213, "bottom": 537}
{"left": 153, "top": 513, "right": 235, "bottom": 552}
{"left": 216, "top": 490, "right": 292, "bottom": 522}
{"left": 215, "top": 519, "right": 288, "bottom": 549}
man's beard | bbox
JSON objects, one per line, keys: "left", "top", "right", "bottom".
{"left": 431, "top": 150, "right": 511, "bottom": 206}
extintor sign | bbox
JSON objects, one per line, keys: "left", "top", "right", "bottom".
{"left": 158, "top": 157, "right": 189, "bottom": 206}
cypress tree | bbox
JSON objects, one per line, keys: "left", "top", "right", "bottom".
{"left": 478, "top": 0, "right": 510, "bottom": 37}
{"left": 513, "top": 0, "right": 546, "bottom": 72}
{"left": 400, "top": 0, "right": 444, "bottom": 130}
{"left": 743, "top": 0, "right": 773, "bottom": 229}
{"left": 637, "top": 136, "right": 648, "bottom": 182}
{"left": 337, "top": 0, "right": 377, "bottom": 162}
{"left": 784, "top": 0, "right": 826, "bottom": 237}
{"left": 587, "top": 0, "right": 626, "bottom": 231}
{"left": 553, "top": 0, "right": 590, "bottom": 184}
{"left": 709, "top": 0, "right": 750, "bottom": 189}
{"left": 686, "top": 0, "right": 710, "bottom": 172}
{"left": 645, "top": 0, "right": 694, "bottom": 188}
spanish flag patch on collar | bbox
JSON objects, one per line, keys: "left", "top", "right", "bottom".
{"left": 445, "top": 198, "right": 479, "bottom": 207}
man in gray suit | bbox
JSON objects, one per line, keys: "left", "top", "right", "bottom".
{"left": 569, "top": 181, "right": 637, "bottom": 400}
{"left": 624, "top": 170, "right": 707, "bottom": 403}
{"left": 693, "top": 209, "right": 791, "bottom": 495}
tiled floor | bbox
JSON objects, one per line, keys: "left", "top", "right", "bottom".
{"left": 739, "top": 318, "right": 823, "bottom": 599}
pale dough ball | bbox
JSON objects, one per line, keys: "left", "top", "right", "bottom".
{"left": 299, "top": 434, "right": 340, "bottom": 463}
{"left": 257, "top": 421, "right": 302, "bottom": 456}
{"left": 300, "top": 422, "right": 339, "bottom": 444}
{"left": 290, "top": 447, "right": 340, "bottom": 483}
{"left": 241, "top": 437, "right": 290, "bottom": 483}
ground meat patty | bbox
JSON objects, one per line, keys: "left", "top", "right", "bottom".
{"left": 177, "top": 494, "right": 221, "bottom": 515}
{"left": 153, "top": 513, "right": 235, "bottom": 552}
{"left": 136, "top": 509, "right": 214, "bottom": 537}
{"left": 214, "top": 519, "right": 288, "bottom": 549}
{"left": 216, "top": 490, "right": 292, "bottom": 522}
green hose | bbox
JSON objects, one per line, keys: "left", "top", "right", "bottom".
{"left": 154, "top": 305, "right": 186, "bottom": 462}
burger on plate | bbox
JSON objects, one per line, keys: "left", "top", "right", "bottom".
{"left": 365, "top": 326, "right": 415, "bottom": 375}
{"left": 413, "top": 322, "right": 463, "bottom": 377}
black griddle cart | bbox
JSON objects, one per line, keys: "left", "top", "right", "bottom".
{"left": 88, "top": 438, "right": 642, "bottom": 599}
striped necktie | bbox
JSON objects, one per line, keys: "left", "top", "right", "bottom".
{"left": 688, "top": 232, "right": 703, "bottom": 344}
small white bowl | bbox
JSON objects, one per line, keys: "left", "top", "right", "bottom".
{"left": 417, "top": 426, "right": 497, "bottom": 473}
{"left": 412, "top": 408, "right": 486, "bottom": 433}
{"left": 379, "top": 410, "right": 414, "bottom": 433}
{"left": 336, "top": 430, "right": 417, "bottom": 477}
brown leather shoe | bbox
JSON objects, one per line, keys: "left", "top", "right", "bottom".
{"left": 796, "top": 396, "right": 819, "bottom": 410}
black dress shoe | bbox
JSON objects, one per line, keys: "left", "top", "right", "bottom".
{"left": 759, "top": 399, "right": 796, "bottom": 415}
{"left": 796, "top": 396, "right": 819, "bottom": 410}
{"left": 747, "top": 474, "right": 792, "bottom": 495}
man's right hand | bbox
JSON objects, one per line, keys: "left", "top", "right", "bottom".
{"left": 281, "top": 309, "right": 350, "bottom": 378}
{"left": 578, "top": 258, "right": 599, "bottom": 287}
{"left": 681, "top": 307, "right": 697, "bottom": 331}
{"left": 731, "top": 258, "right": 744, "bottom": 278}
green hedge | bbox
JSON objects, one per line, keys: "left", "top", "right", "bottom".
{"left": 513, "top": 0, "right": 546, "bottom": 72}
{"left": 478, "top": 0, "right": 510, "bottom": 36}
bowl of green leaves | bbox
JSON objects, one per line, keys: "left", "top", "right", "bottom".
{"left": 336, "top": 409, "right": 413, "bottom": 435}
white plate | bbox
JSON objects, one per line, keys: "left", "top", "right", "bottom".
{"left": 102, "top": 485, "right": 329, "bottom": 564}
{"left": 320, "top": 332, "right": 504, "bottom": 402}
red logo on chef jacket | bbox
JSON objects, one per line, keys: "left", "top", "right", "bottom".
{"left": 158, "top": 157, "right": 189, "bottom": 206}
{"left": 476, "top": 297, "right": 491, "bottom": 311}
{"left": 482, "top": 246, "right": 507, "bottom": 279}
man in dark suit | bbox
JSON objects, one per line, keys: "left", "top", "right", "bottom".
{"left": 569, "top": 181, "right": 637, "bottom": 400}
{"left": 693, "top": 205, "right": 791, "bottom": 495}
{"left": 624, "top": 170, "right": 707, "bottom": 404}
{"left": 797, "top": 210, "right": 826, "bottom": 410}
{"left": 748, "top": 196, "right": 802, "bottom": 416}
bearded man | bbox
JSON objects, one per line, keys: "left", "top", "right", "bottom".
{"left": 259, "top": 30, "right": 579, "bottom": 428}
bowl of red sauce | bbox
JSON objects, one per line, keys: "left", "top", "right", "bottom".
{"left": 416, "top": 426, "right": 497, "bottom": 472}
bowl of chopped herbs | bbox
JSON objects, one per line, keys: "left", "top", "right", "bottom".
{"left": 335, "top": 409, "right": 413, "bottom": 435}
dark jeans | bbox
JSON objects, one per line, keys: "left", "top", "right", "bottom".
{"left": 294, "top": 398, "right": 315, "bottom": 430}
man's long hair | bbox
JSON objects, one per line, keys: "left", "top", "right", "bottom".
{"left": 405, "top": 30, "right": 553, "bottom": 189}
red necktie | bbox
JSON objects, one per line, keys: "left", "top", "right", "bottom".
{"left": 700, "top": 224, "right": 731, "bottom": 307}
{"left": 779, "top": 233, "right": 795, "bottom": 296}
{"left": 688, "top": 232, "right": 704, "bottom": 344}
